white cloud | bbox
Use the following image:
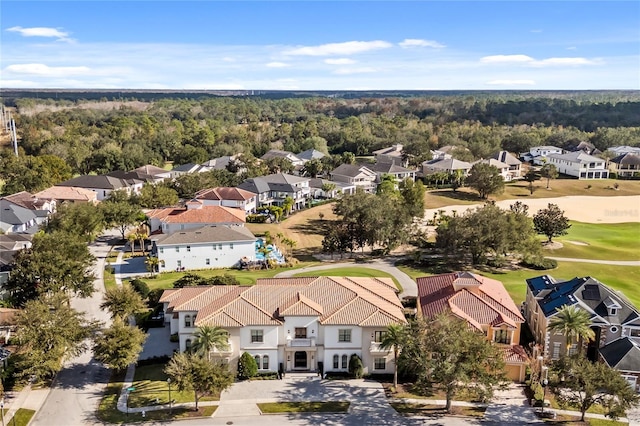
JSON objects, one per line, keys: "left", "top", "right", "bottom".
{"left": 566, "top": 46, "right": 577, "bottom": 51}
{"left": 399, "top": 39, "right": 445, "bottom": 49}
{"left": 266, "top": 62, "right": 290, "bottom": 68}
{"left": 0, "top": 79, "right": 40, "bottom": 87}
{"left": 283, "top": 40, "right": 392, "bottom": 56}
{"left": 486, "top": 79, "right": 536, "bottom": 86}
{"left": 533, "top": 57, "right": 598, "bottom": 66}
{"left": 481, "top": 54, "right": 599, "bottom": 67}
{"left": 332, "top": 67, "right": 377, "bottom": 75}
{"left": 5, "top": 63, "right": 91, "bottom": 76}
{"left": 481, "top": 55, "right": 535, "bottom": 64}
{"left": 324, "top": 58, "right": 356, "bottom": 65}
{"left": 6, "top": 26, "right": 73, "bottom": 42}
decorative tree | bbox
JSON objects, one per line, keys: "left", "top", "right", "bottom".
{"left": 548, "top": 304, "right": 595, "bottom": 355}
{"left": 379, "top": 323, "right": 406, "bottom": 389}
{"left": 348, "top": 354, "right": 364, "bottom": 379}
{"left": 466, "top": 163, "right": 505, "bottom": 199}
{"left": 190, "top": 326, "right": 230, "bottom": 361}
{"left": 533, "top": 203, "right": 571, "bottom": 243}
{"left": 540, "top": 163, "right": 559, "bottom": 190}
{"left": 237, "top": 352, "right": 258, "bottom": 380}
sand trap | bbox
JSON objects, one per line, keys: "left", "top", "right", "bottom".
{"left": 566, "top": 240, "right": 589, "bottom": 246}
{"left": 423, "top": 195, "right": 640, "bottom": 224}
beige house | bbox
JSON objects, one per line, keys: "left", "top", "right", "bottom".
{"left": 608, "top": 153, "right": 640, "bottom": 178}
{"left": 159, "top": 277, "right": 406, "bottom": 375}
{"left": 146, "top": 203, "right": 246, "bottom": 234}
{"left": 416, "top": 272, "right": 527, "bottom": 382}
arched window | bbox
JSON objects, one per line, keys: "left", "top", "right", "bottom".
{"left": 184, "top": 315, "right": 191, "bottom": 327}
{"left": 341, "top": 354, "right": 348, "bottom": 369}
{"left": 333, "top": 355, "right": 339, "bottom": 369}
{"left": 254, "top": 355, "right": 261, "bottom": 368}
{"left": 263, "top": 355, "right": 269, "bottom": 370}
{"left": 185, "top": 339, "right": 192, "bottom": 351}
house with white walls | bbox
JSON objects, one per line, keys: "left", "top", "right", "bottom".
{"left": 159, "top": 277, "right": 406, "bottom": 375}
{"left": 329, "top": 164, "right": 377, "bottom": 193}
{"left": 520, "top": 146, "right": 564, "bottom": 165}
{"left": 547, "top": 151, "right": 609, "bottom": 179}
{"left": 146, "top": 203, "right": 245, "bottom": 235}
{"left": 150, "top": 225, "right": 256, "bottom": 271}
{"left": 55, "top": 175, "right": 143, "bottom": 201}
{"left": 194, "top": 187, "right": 258, "bottom": 214}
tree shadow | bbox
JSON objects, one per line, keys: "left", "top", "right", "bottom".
{"left": 428, "top": 189, "right": 483, "bottom": 203}
{"left": 52, "top": 358, "right": 111, "bottom": 390}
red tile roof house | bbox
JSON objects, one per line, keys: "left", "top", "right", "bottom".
{"left": 194, "top": 187, "right": 258, "bottom": 214}
{"left": 416, "top": 272, "right": 528, "bottom": 382}
{"left": 159, "top": 277, "right": 407, "bottom": 375}
{"left": 146, "top": 202, "right": 246, "bottom": 235}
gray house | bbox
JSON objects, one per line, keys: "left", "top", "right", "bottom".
{"left": 237, "top": 173, "right": 310, "bottom": 211}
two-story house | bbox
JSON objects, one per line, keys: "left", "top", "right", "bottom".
{"left": 0, "top": 199, "right": 39, "bottom": 234}
{"left": 0, "top": 234, "right": 33, "bottom": 293}
{"left": 35, "top": 186, "right": 98, "bottom": 204}
{"left": 368, "top": 162, "right": 416, "bottom": 185}
{"left": 237, "top": 173, "right": 311, "bottom": 211}
{"left": 170, "top": 163, "right": 212, "bottom": 179}
{"left": 159, "top": 277, "right": 406, "bottom": 375}
{"left": 491, "top": 151, "right": 522, "bottom": 179}
{"left": 297, "top": 149, "right": 326, "bottom": 163}
{"left": 146, "top": 202, "right": 246, "bottom": 234}
{"left": 194, "top": 187, "right": 258, "bottom": 214}
{"left": 547, "top": 152, "right": 609, "bottom": 179}
{"left": 261, "top": 150, "right": 305, "bottom": 167}
{"left": 608, "top": 153, "right": 640, "bottom": 178}
{"left": 520, "top": 146, "right": 564, "bottom": 165}
{"left": 373, "top": 144, "right": 405, "bottom": 166}
{"left": 472, "top": 158, "right": 512, "bottom": 181}
{"left": 107, "top": 165, "right": 171, "bottom": 184}
{"left": 416, "top": 272, "right": 527, "bottom": 381}
{"left": 422, "top": 158, "right": 472, "bottom": 176}
{"left": 2, "top": 192, "right": 55, "bottom": 224}
{"left": 55, "top": 175, "right": 144, "bottom": 201}
{"left": 150, "top": 225, "right": 256, "bottom": 271}
{"left": 329, "top": 164, "right": 377, "bottom": 193}
{"left": 524, "top": 275, "right": 640, "bottom": 364}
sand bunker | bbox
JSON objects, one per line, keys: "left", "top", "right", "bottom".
{"left": 424, "top": 195, "right": 640, "bottom": 224}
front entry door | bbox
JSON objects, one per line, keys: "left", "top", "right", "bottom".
{"left": 294, "top": 351, "right": 307, "bottom": 369}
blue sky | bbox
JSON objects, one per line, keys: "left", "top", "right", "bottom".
{"left": 1, "top": 1, "right": 639, "bottom": 90}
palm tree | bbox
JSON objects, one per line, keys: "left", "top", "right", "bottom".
{"left": 548, "top": 304, "right": 595, "bottom": 356}
{"left": 145, "top": 256, "right": 159, "bottom": 277}
{"left": 190, "top": 326, "right": 230, "bottom": 361}
{"left": 136, "top": 230, "right": 149, "bottom": 256}
{"left": 379, "top": 323, "right": 406, "bottom": 389}
{"left": 127, "top": 233, "right": 137, "bottom": 254}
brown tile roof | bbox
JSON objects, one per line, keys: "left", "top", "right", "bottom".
{"left": 150, "top": 225, "right": 255, "bottom": 245}
{"left": 146, "top": 205, "right": 245, "bottom": 224}
{"left": 34, "top": 186, "right": 97, "bottom": 202}
{"left": 195, "top": 187, "right": 257, "bottom": 201}
{"left": 161, "top": 276, "right": 406, "bottom": 329}
{"left": 503, "top": 345, "right": 528, "bottom": 364}
{"left": 416, "top": 272, "right": 523, "bottom": 332}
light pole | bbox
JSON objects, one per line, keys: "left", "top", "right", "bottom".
{"left": 167, "top": 378, "right": 172, "bottom": 414}
{"left": 1, "top": 398, "right": 5, "bottom": 426}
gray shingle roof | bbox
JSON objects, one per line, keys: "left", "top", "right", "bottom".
{"left": 611, "top": 153, "right": 640, "bottom": 166}
{"left": 56, "top": 175, "right": 133, "bottom": 190}
{"left": 297, "top": 149, "right": 326, "bottom": 161}
{"left": 600, "top": 337, "right": 640, "bottom": 372}
{"left": 151, "top": 225, "right": 255, "bottom": 245}
{"left": 331, "top": 164, "right": 374, "bottom": 178}
{"left": 0, "top": 199, "right": 37, "bottom": 225}
{"left": 548, "top": 151, "right": 604, "bottom": 163}
{"left": 237, "top": 173, "right": 308, "bottom": 194}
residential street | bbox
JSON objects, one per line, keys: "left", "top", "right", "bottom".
{"left": 29, "top": 233, "right": 115, "bottom": 426}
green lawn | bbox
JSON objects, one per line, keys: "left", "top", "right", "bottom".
{"left": 142, "top": 262, "right": 319, "bottom": 290}
{"left": 128, "top": 364, "right": 217, "bottom": 408}
{"left": 390, "top": 402, "right": 486, "bottom": 417}
{"left": 549, "top": 221, "right": 640, "bottom": 261}
{"left": 10, "top": 408, "right": 35, "bottom": 426}
{"left": 257, "top": 402, "right": 350, "bottom": 413}
{"left": 397, "top": 262, "right": 640, "bottom": 308}
{"left": 293, "top": 267, "right": 402, "bottom": 290}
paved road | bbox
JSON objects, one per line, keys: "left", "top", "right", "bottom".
{"left": 30, "top": 233, "right": 115, "bottom": 426}
{"left": 275, "top": 258, "right": 418, "bottom": 299}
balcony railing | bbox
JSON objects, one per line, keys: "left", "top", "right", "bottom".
{"left": 287, "top": 338, "right": 316, "bottom": 347}
{"left": 369, "top": 342, "right": 391, "bottom": 353}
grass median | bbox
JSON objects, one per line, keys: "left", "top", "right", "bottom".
{"left": 258, "top": 401, "right": 350, "bottom": 414}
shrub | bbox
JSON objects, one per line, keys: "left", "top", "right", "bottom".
{"left": 173, "top": 273, "right": 207, "bottom": 288}
{"left": 521, "top": 257, "right": 557, "bottom": 270}
{"left": 169, "top": 333, "right": 179, "bottom": 342}
{"left": 129, "top": 278, "right": 150, "bottom": 299}
{"left": 247, "top": 214, "right": 268, "bottom": 223}
{"left": 206, "top": 273, "right": 240, "bottom": 286}
{"left": 237, "top": 352, "right": 258, "bottom": 380}
{"left": 147, "top": 288, "right": 165, "bottom": 307}
{"left": 348, "top": 354, "right": 364, "bottom": 379}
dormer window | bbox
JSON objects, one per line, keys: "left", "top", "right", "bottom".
{"left": 609, "top": 308, "right": 617, "bottom": 316}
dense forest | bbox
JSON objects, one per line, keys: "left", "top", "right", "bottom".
{"left": 1, "top": 92, "right": 640, "bottom": 195}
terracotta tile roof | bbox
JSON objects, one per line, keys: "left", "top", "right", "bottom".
{"left": 146, "top": 205, "right": 245, "bottom": 224}
{"left": 417, "top": 272, "right": 523, "bottom": 331}
{"left": 34, "top": 186, "right": 97, "bottom": 202}
{"left": 503, "top": 345, "right": 528, "bottom": 364}
{"left": 162, "top": 276, "right": 406, "bottom": 329}
{"left": 150, "top": 225, "right": 255, "bottom": 245}
{"left": 195, "top": 187, "right": 257, "bottom": 201}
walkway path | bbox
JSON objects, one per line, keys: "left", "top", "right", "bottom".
{"left": 548, "top": 256, "right": 640, "bottom": 265}
{"left": 275, "top": 258, "right": 418, "bottom": 299}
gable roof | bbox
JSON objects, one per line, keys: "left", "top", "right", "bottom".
{"left": 202, "top": 155, "right": 235, "bottom": 169}
{"left": 195, "top": 187, "right": 256, "bottom": 201}
{"left": 56, "top": 175, "right": 134, "bottom": 190}
{"left": 610, "top": 153, "right": 640, "bottom": 166}
{"left": 423, "top": 158, "right": 472, "bottom": 171}
{"left": 526, "top": 275, "right": 639, "bottom": 324}
{"left": 548, "top": 151, "right": 604, "bottom": 164}
{"left": 600, "top": 337, "right": 640, "bottom": 372}
{"left": 474, "top": 158, "right": 509, "bottom": 169}
{"left": 373, "top": 144, "right": 403, "bottom": 156}
{"left": 237, "top": 173, "right": 309, "bottom": 194}
{"left": 162, "top": 277, "right": 406, "bottom": 328}
{"left": 0, "top": 199, "right": 37, "bottom": 225}
{"left": 150, "top": 225, "right": 255, "bottom": 245}
{"left": 172, "top": 163, "right": 209, "bottom": 173}
{"left": 367, "top": 162, "right": 415, "bottom": 174}
{"left": 491, "top": 151, "right": 522, "bottom": 166}
{"left": 2, "top": 192, "right": 48, "bottom": 210}
{"left": 330, "top": 164, "right": 376, "bottom": 178}
{"left": 260, "top": 150, "right": 302, "bottom": 162}
{"left": 416, "top": 272, "right": 524, "bottom": 332}
{"left": 146, "top": 205, "right": 246, "bottom": 224}
{"left": 297, "top": 149, "right": 326, "bottom": 161}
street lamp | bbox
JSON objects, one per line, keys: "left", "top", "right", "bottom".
{"left": 167, "top": 378, "right": 172, "bottom": 414}
{"left": 1, "top": 399, "right": 5, "bottom": 426}
{"left": 540, "top": 365, "right": 549, "bottom": 416}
